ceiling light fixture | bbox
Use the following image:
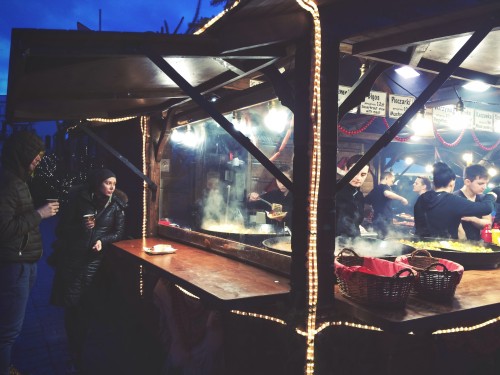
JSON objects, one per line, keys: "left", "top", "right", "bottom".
{"left": 395, "top": 66, "right": 420, "bottom": 79}
{"left": 463, "top": 81, "right": 490, "bottom": 92}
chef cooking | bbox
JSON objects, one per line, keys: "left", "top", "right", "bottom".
{"left": 247, "top": 165, "right": 293, "bottom": 228}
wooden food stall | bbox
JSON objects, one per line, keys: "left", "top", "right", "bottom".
{"left": 5, "top": 0, "right": 500, "bottom": 373}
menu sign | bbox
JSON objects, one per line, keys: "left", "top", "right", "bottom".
{"left": 432, "top": 106, "right": 454, "bottom": 128}
{"left": 474, "top": 110, "right": 494, "bottom": 132}
{"left": 494, "top": 113, "right": 500, "bottom": 133}
{"left": 388, "top": 94, "right": 415, "bottom": 119}
{"left": 360, "top": 91, "right": 387, "bottom": 117}
{"left": 338, "top": 85, "right": 357, "bottom": 114}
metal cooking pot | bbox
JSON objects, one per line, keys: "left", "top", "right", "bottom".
{"left": 201, "top": 223, "right": 281, "bottom": 246}
{"left": 263, "top": 236, "right": 415, "bottom": 260}
{"left": 335, "top": 236, "right": 415, "bottom": 261}
{"left": 262, "top": 236, "right": 292, "bottom": 254}
{"left": 412, "top": 237, "right": 500, "bottom": 270}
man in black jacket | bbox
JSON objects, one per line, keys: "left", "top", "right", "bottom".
{"left": 0, "top": 131, "right": 59, "bottom": 375}
{"left": 335, "top": 154, "right": 370, "bottom": 238}
{"left": 414, "top": 162, "right": 498, "bottom": 239}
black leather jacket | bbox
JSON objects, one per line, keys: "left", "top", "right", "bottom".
{"left": 51, "top": 184, "right": 127, "bottom": 307}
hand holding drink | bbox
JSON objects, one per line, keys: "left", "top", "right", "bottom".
{"left": 37, "top": 199, "right": 59, "bottom": 219}
{"left": 83, "top": 214, "right": 96, "bottom": 229}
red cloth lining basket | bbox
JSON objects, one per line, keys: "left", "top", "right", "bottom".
{"left": 335, "top": 248, "right": 416, "bottom": 309}
{"left": 395, "top": 249, "right": 464, "bottom": 301}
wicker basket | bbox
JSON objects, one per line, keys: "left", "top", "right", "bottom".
{"left": 395, "top": 249, "right": 464, "bottom": 301}
{"left": 334, "top": 248, "right": 416, "bottom": 309}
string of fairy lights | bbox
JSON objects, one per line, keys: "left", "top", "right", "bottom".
{"left": 193, "top": 0, "right": 241, "bottom": 35}
{"left": 294, "top": 0, "right": 322, "bottom": 373}
{"left": 140, "top": 116, "right": 149, "bottom": 239}
{"left": 74, "top": 3, "right": 497, "bottom": 374}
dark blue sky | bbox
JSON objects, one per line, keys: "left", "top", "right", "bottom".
{"left": 0, "top": 0, "right": 224, "bottom": 95}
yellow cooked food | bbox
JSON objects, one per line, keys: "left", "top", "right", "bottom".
{"left": 399, "top": 239, "right": 494, "bottom": 253}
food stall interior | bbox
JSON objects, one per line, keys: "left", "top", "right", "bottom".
{"left": 4, "top": 0, "right": 500, "bottom": 372}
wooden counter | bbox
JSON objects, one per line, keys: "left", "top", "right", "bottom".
{"left": 334, "top": 268, "right": 500, "bottom": 334}
{"left": 109, "top": 238, "right": 290, "bottom": 309}
{"left": 110, "top": 238, "right": 500, "bottom": 334}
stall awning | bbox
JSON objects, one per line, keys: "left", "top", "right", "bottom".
{"left": 5, "top": 29, "right": 286, "bottom": 122}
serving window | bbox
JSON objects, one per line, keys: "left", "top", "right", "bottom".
{"left": 158, "top": 99, "right": 294, "bottom": 269}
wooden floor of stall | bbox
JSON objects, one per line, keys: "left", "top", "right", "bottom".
{"left": 10, "top": 216, "right": 500, "bottom": 375}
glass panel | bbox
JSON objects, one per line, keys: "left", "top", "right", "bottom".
{"left": 159, "top": 99, "right": 293, "bottom": 254}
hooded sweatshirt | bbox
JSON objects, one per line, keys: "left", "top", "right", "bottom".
{"left": 0, "top": 131, "right": 45, "bottom": 262}
{"left": 414, "top": 190, "right": 495, "bottom": 239}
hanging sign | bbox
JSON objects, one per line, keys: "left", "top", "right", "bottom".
{"left": 388, "top": 94, "right": 415, "bottom": 119}
{"left": 432, "top": 106, "right": 455, "bottom": 128}
{"left": 494, "top": 113, "right": 500, "bottom": 133}
{"left": 338, "top": 85, "right": 357, "bottom": 114}
{"left": 474, "top": 110, "right": 494, "bottom": 132}
{"left": 360, "top": 91, "right": 387, "bottom": 117}
{"left": 462, "top": 108, "right": 475, "bottom": 129}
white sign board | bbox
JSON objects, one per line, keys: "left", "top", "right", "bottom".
{"left": 432, "top": 106, "right": 455, "bottom": 128}
{"left": 388, "top": 94, "right": 415, "bottom": 119}
{"left": 360, "top": 91, "right": 387, "bottom": 117}
{"left": 474, "top": 110, "right": 494, "bottom": 132}
{"left": 494, "top": 113, "right": 500, "bottom": 133}
{"left": 338, "top": 85, "right": 357, "bottom": 114}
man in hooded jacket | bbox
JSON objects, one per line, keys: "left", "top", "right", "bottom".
{"left": 0, "top": 131, "right": 59, "bottom": 375}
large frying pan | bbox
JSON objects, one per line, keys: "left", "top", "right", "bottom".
{"left": 201, "top": 223, "right": 281, "bottom": 247}
{"left": 406, "top": 238, "right": 500, "bottom": 270}
{"left": 263, "top": 236, "right": 416, "bottom": 260}
{"left": 335, "top": 236, "right": 415, "bottom": 261}
{"left": 262, "top": 236, "right": 292, "bottom": 255}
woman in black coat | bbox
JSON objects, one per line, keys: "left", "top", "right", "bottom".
{"left": 50, "top": 168, "right": 127, "bottom": 370}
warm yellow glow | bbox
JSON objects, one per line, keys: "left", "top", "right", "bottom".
{"left": 194, "top": 1, "right": 241, "bottom": 35}
{"left": 176, "top": 284, "right": 200, "bottom": 300}
{"left": 462, "top": 152, "right": 473, "bottom": 165}
{"left": 139, "top": 264, "right": 144, "bottom": 297}
{"left": 295, "top": 1, "right": 321, "bottom": 373}
{"left": 140, "top": 116, "right": 149, "bottom": 239}
{"left": 230, "top": 310, "right": 287, "bottom": 326}
{"left": 87, "top": 116, "right": 136, "bottom": 123}
{"left": 432, "top": 316, "right": 500, "bottom": 334}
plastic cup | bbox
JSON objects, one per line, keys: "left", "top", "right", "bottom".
{"left": 83, "top": 214, "right": 95, "bottom": 223}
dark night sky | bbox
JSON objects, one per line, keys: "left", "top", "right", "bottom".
{"left": 0, "top": 0, "right": 224, "bottom": 95}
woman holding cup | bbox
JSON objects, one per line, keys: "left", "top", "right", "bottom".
{"left": 50, "top": 168, "right": 127, "bottom": 370}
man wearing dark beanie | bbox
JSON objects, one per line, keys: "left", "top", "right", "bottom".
{"left": 0, "top": 131, "right": 60, "bottom": 375}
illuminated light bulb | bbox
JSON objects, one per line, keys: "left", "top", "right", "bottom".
{"left": 462, "top": 152, "right": 473, "bottom": 164}
{"left": 410, "top": 108, "right": 432, "bottom": 136}
{"left": 425, "top": 164, "right": 433, "bottom": 173}
{"left": 264, "top": 101, "right": 288, "bottom": 133}
{"left": 395, "top": 66, "right": 420, "bottom": 78}
{"left": 463, "top": 80, "right": 490, "bottom": 92}
{"left": 170, "top": 128, "right": 183, "bottom": 143}
{"left": 405, "top": 157, "right": 414, "bottom": 165}
{"left": 448, "top": 99, "right": 469, "bottom": 130}
{"left": 488, "top": 168, "right": 497, "bottom": 177}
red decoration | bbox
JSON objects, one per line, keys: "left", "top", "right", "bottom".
{"left": 432, "top": 123, "right": 465, "bottom": 147}
{"left": 337, "top": 117, "right": 375, "bottom": 135}
{"left": 471, "top": 129, "right": 500, "bottom": 151}
{"left": 382, "top": 118, "right": 411, "bottom": 142}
